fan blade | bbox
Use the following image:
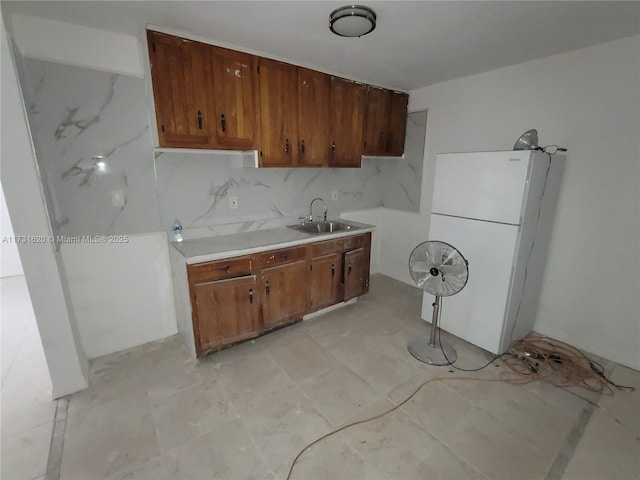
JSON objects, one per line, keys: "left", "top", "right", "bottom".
{"left": 442, "top": 275, "right": 465, "bottom": 295}
{"left": 411, "top": 260, "right": 435, "bottom": 273}
{"left": 426, "top": 242, "right": 442, "bottom": 266}
{"left": 440, "top": 264, "right": 467, "bottom": 276}
{"left": 415, "top": 274, "right": 433, "bottom": 289}
{"left": 442, "top": 248, "right": 459, "bottom": 266}
{"left": 427, "top": 274, "right": 445, "bottom": 295}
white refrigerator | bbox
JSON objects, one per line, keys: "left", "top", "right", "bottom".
{"left": 422, "top": 150, "right": 565, "bottom": 354}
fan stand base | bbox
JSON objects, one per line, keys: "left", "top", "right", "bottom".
{"left": 407, "top": 338, "right": 457, "bottom": 366}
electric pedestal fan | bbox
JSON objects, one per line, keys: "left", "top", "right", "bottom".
{"left": 407, "top": 241, "right": 469, "bottom": 365}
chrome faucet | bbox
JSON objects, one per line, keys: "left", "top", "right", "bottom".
{"left": 309, "top": 197, "right": 327, "bottom": 222}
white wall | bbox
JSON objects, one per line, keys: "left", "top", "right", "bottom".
{"left": 10, "top": 14, "right": 143, "bottom": 77}
{"left": 341, "top": 208, "right": 428, "bottom": 286}
{"left": 1, "top": 17, "right": 89, "bottom": 397}
{"left": 61, "top": 233, "right": 177, "bottom": 358}
{"left": 1, "top": 182, "right": 24, "bottom": 277}
{"left": 409, "top": 35, "right": 640, "bottom": 369}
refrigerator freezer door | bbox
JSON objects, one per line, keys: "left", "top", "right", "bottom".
{"left": 423, "top": 213, "right": 519, "bottom": 354}
{"left": 432, "top": 151, "right": 531, "bottom": 225}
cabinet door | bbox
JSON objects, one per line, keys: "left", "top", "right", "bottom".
{"left": 363, "top": 86, "right": 391, "bottom": 155}
{"left": 310, "top": 253, "right": 342, "bottom": 312}
{"left": 298, "top": 68, "right": 330, "bottom": 166}
{"left": 387, "top": 92, "right": 409, "bottom": 156}
{"left": 258, "top": 58, "right": 298, "bottom": 167}
{"left": 261, "top": 260, "right": 308, "bottom": 329}
{"left": 330, "top": 77, "right": 366, "bottom": 168}
{"left": 193, "top": 275, "right": 260, "bottom": 355}
{"left": 343, "top": 248, "right": 370, "bottom": 301}
{"left": 210, "top": 47, "right": 260, "bottom": 149}
{"left": 147, "top": 31, "right": 211, "bottom": 147}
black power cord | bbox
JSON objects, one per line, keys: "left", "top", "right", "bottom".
{"left": 537, "top": 145, "right": 567, "bottom": 154}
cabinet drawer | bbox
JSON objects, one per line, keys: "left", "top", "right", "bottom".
{"left": 188, "top": 256, "right": 253, "bottom": 284}
{"left": 259, "top": 246, "right": 306, "bottom": 267}
{"left": 341, "top": 234, "right": 366, "bottom": 251}
{"left": 310, "top": 239, "right": 342, "bottom": 257}
{"left": 310, "top": 234, "right": 367, "bottom": 257}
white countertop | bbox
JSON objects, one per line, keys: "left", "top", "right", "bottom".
{"left": 171, "top": 220, "right": 375, "bottom": 264}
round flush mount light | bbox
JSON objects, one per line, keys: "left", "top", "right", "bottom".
{"left": 329, "top": 5, "right": 377, "bottom": 37}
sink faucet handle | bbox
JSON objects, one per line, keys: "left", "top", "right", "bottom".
{"left": 298, "top": 216, "right": 306, "bottom": 226}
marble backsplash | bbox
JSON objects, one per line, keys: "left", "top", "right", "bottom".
{"left": 19, "top": 58, "right": 424, "bottom": 238}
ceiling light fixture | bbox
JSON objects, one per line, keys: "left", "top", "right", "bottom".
{"left": 329, "top": 5, "right": 376, "bottom": 38}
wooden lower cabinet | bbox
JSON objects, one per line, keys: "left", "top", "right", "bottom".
{"left": 192, "top": 275, "right": 260, "bottom": 353}
{"left": 310, "top": 253, "right": 342, "bottom": 312}
{"left": 186, "top": 232, "right": 371, "bottom": 357}
{"left": 261, "top": 259, "right": 308, "bottom": 330}
{"left": 343, "top": 247, "right": 370, "bottom": 301}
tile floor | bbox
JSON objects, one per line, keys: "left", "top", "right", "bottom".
{"left": 1, "top": 275, "right": 54, "bottom": 480}
{"left": 3, "top": 274, "right": 639, "bottom": 480}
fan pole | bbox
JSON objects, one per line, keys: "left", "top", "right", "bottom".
{"left": 428, "top": 296, "right": 441, "bottom": 347}
{"left": 407, "top": 295, "right": 457, "bottom": 366}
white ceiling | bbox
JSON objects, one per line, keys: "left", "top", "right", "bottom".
{"left": 2, "top": 1, "right": 639, "bottom": 91}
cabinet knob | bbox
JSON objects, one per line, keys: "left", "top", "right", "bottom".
{"left": 331, "top": 142, "right": 336, "bottom": 155}
{"left": 197, "top": 111, "right": 203, "bottom": 130}
{"left": 379, "top": 132, "right": 384, "bottom": 147}
{"left": 348, "top": 262, "right": 352, "bottom": 275}
{"left": 221, "top": 114, "right": 226, "bottom": 133}
{"left": 249, "top": 288, "right": 254, "bottom": 304}
{"left": 331, "top": 264, "right": 335, "bottom": 278}
{"left": 265, "top": 281, "right": 270, "bottom": 295}
{"left": 285, "top": 138, "right": 289, "bottom": 153}
{"left": 300, "top": 139, "right": 305, "bottom": 154}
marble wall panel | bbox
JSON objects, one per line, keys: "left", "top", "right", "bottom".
{"left": 21, "top": 59, "right": 161, "bottom": 237}
{"left": 154, "top": 152, "right": 422, "bottom": 234}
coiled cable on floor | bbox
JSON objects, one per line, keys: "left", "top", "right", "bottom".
{"left": 503, "top": 334, "right": 635, "bottom": 394}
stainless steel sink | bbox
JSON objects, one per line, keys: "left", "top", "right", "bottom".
{"left": 288, "top": 221, "right": 360, "bottom": 235}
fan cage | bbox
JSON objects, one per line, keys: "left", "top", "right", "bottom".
{"left": 408, "top": 240, "right": 469, "bottom": 297}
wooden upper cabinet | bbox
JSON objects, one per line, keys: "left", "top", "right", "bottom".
{"left": 209, "top": 46, "right": 260, "bottom": 149}
{"left": 147, "top": 31, "right": 212, "bottom": 147}
{"left": 387, "top": 91, "right": 409, "bottom": 156}
{"left": 363, "top": 86, "right": 391, "bottom": 155}
{"left": 363, "top": 87, "right": 408, "bottom": 156}
{"left": 258, "top": 58, "right": 299, "bottom": 167}
{"left": 147, "top": 30, "right": 407, "bottom": 164}
{"left": 147, "top": 31, "right": 260, "bottom": 150}
{"left": 297, "top": 68, "right": 330, "bottom": 167}
{"left": 329, "top": 77, "right": 366, "bottom": 168}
